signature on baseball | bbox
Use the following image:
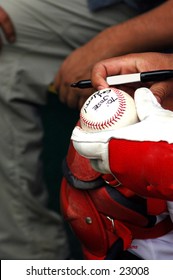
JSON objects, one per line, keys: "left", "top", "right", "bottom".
{"left": 83, "top": 89, "right": 118, "bottom": 114}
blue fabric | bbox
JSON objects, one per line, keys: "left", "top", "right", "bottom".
{"left": 87, "top": 0, "right": 165, "bottom": 12}
{"left": 124, "top": 0, "right": 165, "bottom": 12}
{"left": 87, "top": 0, "right": 120, "bottom": 11}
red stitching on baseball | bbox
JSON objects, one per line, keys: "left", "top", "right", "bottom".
{"left": 80, "top": 89, "right": 126, "bottom": 131}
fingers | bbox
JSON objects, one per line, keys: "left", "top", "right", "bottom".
{"left": 91, "top": 54, "right": 139, "bottom": 90}
{"left": 91, "top": 57, "right": 123, "bottom": 90}
{"left": 150, "top": 80, "right": 173, "bottom": 104}
{"left": 91, "top": 61, "right": 109, "bottom": 90}
{"left": 54, "top": 72, "right": 94, "bottom": 109}
{"left": 55, "top": 85, "right": 93, "bottom": 110}
{"left": 0, "top": 7, "right": 15, "bottom": 43}
{"left": 54, "top": 70, "right": 79, "bottom": 108}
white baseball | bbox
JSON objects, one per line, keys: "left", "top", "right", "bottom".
{"left": 80, "top": 88, "right": 138, "bottom": 132}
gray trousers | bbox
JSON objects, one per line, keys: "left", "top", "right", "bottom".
{"left": 0, "top": 0, "right": 137, "bottom": 259}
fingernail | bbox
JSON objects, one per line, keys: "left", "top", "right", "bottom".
{"left": 98, "top": 86, "right": 105, "bottom": 90}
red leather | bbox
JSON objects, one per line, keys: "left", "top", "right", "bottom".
{"left": 109, "top": 139, "right": 173, "bottom": 200}
{"left": 66, "top": 141, "right": 101, "bottom": 181}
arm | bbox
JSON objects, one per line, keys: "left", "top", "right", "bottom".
{"left": 90, "top": 0, "right": 173, "bottom": 56}
{"left": 54, "top": 1, "right": 173, "bottom": 109}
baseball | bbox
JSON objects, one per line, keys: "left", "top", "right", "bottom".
{"left": 80, "top": 88, "right": 138, "bottom": 132}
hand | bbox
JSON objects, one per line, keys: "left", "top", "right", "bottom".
{"left": 91, "top": 52, "right": 173, "bottom": 105}
{"left": 71, "top": 88, "right": 173, "bottom": 200}
{"left": 53, "top": 46, "right": 94, "bottom": 109}
{"left": 0, "top": 7, "right": 15, "bottom": 48}
{"left": 53, "top": 27, "right": 117, "bottom": 110}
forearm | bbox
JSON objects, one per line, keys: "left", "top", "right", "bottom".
{"left": 85, "top": 0, "right": 173, "bottom": 58}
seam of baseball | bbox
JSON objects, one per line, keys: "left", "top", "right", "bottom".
{"left": 80, "top": 90, "right": 126, "bottom": 130}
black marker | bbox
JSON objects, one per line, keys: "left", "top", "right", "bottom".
{"left": 71, "top": 70, "right": 173, "bottom": 89}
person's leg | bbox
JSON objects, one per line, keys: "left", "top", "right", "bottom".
{"left": 0, "top": 0, "right": 138, "bottom": 259}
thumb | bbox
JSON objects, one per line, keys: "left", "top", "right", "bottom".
{"left": 71, "top": 127, "right": 105, "bottom": 159}
{"left": 134, "top": 87, "right": 162, "bottom": 121}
